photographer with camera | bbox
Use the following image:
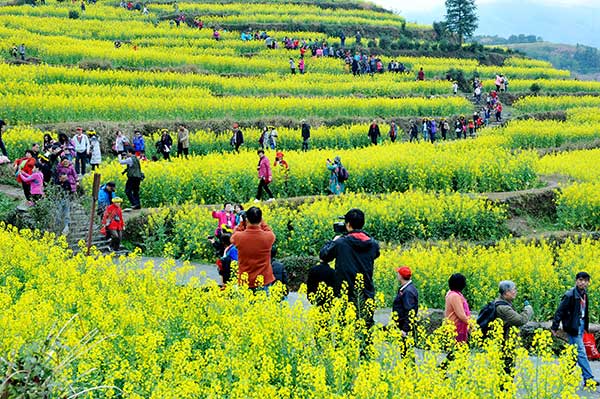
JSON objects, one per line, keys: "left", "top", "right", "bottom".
{"left": 231, "top": 206, "right": 276, "bottom": 292}
{"left": 319, "top": 208, "right": 380, "bottom": 324}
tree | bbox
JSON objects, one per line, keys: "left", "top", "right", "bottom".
{"left": 444, "top": 0, "right": 478, "bottom": 45}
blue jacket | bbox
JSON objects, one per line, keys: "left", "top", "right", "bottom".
{"left": 98, "top": 185, "right": 114, "bottom": 208}
{"left": 133, "top": 136, "right": 145, "bottom": 152}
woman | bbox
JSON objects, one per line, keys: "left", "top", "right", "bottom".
{"left": 157, "top": 130, "right": 172, "bottom": 160}
{"left": 13, "top": 150, "right": 36, "bottom": 201}
{"left": 43, "top": 133, "right": 55, "bottom": 152}
{"left": 326, "top": 156, "right": 344, "bottom": 195}
{"left": 19, "top": 163, "right": 44, "bottom": 203}
{"left": 114, "top": 130, "right": 130, "bottom": 155}
{"left": 444, "top": 273, "right": 471, "bottom": 342}
{"left": 88, "top": 130, "right": 102, "bottom": 170}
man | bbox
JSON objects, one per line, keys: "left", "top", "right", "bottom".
{"left": 552, "top": 272, "right": 598, "bottom": 387}
{"left": 118, "top": 148, "right": 142, "bottom": 210}
{"left": 319, "top": 208, "right": 380, "bottom": 323}
{"left": 255, "top": 149, "right": 273, "bottom": 202}
{"left": 101, "top": 197, "right": 124, "bottom": 252}
{"left": 18, "top": 43, "right": 25, "bottom": 61}
{"left": 177, "top": 125, "right": 189, "bottom": 158}
{"left": 367, "top": 120, "right": 380, "bottom": 145}
{"left": 231, "top": 123, "right": 244, "bottom": 153}
{"left": 301, "top": 120, "right": 310, "bottom": 151}
{"left": 72, "top": 127, "right": 90, "bottom": 175}
{"left": 392, "top": 266, "right": 419, "bottom": 336}
{"left": 231, "top": 206, "right": 276, "bottom": 291}
{"left": 97, "top": 181, "right": 116, "bottom": 217}
{"left": 495, "top": 280, "right": 534, "bottom": 376}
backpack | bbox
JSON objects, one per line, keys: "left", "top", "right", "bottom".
{"left": 337, "top": 166, "right": 349, "bottom": 182}
{"left": 476, "top": 300, "right": 509, "bottom": 335}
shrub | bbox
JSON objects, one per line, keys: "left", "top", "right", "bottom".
{"left": 68, "top": 10, "right": 79, "bottom": 19}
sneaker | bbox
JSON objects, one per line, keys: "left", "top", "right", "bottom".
{"left": 266, "top": 198, "right": 274, "bottom": 202}
{"left": 123, "top": 208, "right": 132, "bottom": 212}
{"left": 253, "top": 199, "right": 260, "bottom": 203}
{"left": 131, "top": 205, "right": 141, "bottom": 210}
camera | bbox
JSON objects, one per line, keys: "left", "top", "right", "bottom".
{"left": 333, "top": 216, "right": 347, "bottom": 234}
{"left": 238, "top": 210, "right": 247, "bottom": 222}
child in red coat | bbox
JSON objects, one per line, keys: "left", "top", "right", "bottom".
{"left": 101, "top": 197, "right": 125, "bottom": 251}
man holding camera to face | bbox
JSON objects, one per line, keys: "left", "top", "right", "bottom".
{"left": 319, "top": 208, "right": 380, "bottom": 324}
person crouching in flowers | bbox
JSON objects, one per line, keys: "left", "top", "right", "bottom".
{"left": 444, "top": 273, "right": 471, "bottom": 342}
{"left": 101, "top": 197, "right": 124, "bottom": 252}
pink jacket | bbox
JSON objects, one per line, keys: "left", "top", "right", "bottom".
{"left": 20, "top": 171, "right": 44, "bottom": 195}
{"left": 258, "top": 156, "right": 272, "bottom": 183}
{"left": 212, "top": 210, "right": 236, "bottom": 233}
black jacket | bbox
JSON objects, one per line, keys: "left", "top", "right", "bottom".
{"left": 319, "top": 230, "right": 380, "bottom": 303}
{"left": 307, "top": 262, "right": 338, "bottom": 306}
{"left": 552, "top": 287, "right": 589, "bottom": 336}
{"left": 392, "top": 281, "right": 419, "bottom": 333}
{"left": 301, "top": 124, "right": 310, "bottom": 140}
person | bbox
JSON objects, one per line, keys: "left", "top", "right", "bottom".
{"left": 409, "top": 120, "right": 419, "bottom": 142}
{"left": 234, "top": 204, "right": 246, "bottom": 226}
{"left": 429, "top": 119, "right": 437, "bottom": 143}
{"left": 388, "top": 121, "right": 398, "bottom": 143}
{"left": 326, "top": 156, "right": 345, "bottom": 195}
{"left": 88, "top": 130, "right": 101, "bottom": 171}
{"left": 176, "top": 125, "right": 189, "bottom": 157}
{"left": 273, "top": 151, "right": 288, "bottom": 172}
{"left": 339, "top": 32, "right": 346, "bottom": 47}
{"left": 289, "top": 58, "right": 296, "bottom": 74}
{"left": 13, "top": 150, "right": 36, "bottom": 201}
{"left": 495, "top": 280, "right": 534, "bottom": 336}
{"left": 56, "top": 172, "right": 74, "bottom": 236}
{"left": 97, "top": 181, "right": 116, "bottom": 217}
{"left": 0, "top": 119, "right": 7, "bottom": 158}
{"left": 441, "top": 118, "right": 449, "bottom": 141}
{"left": 495, "top": 102, "right": 503, "bottom": 122}
{"left": 270, "top": 246, "right": 288, "bottom": 295}
{"left": 298, "top": 57, "right": 305, "bottom": 74}
{"left": 551, "top": 272, "right": 598, "bottom": 387}
{"left": 301, "top": 120, "right": 310, "bottom": 151}
{"left": 417, "top": 67, "right": 425, "bottom": 81}
{"left": 216, "top": 233, "right": 237, "bottom": 287}
{"left": 355, "top": 31, "right": 361, "bottom": 45}
{"left": 71, "top": 127, "right": 90, "bottom": 176}
{"left": 18, "top": 43, "right": 25, "bottom": 61}
{"left": 307, "top": 260, "right": 338, "bottom": 306}
{"left": 19, "top": 163, "right": 44, "bottom": 203}
{"left": 255, "top": 149, "right": 273, "bottom": 202}
{"left": 319, "top": 208, "right": 380, "bottom": 324}
{"left": 119, "top": 148, "right": 142, "bottom": 210}
{"left": 231, "top": 206, "right": 276, "bottom": 291}
{"left": 212, "top": 203, "right": 236, "bottom": 235}
{"left": 114, "top": 130, "right": 130, "bottom": 155}
{"left": 101, "top": 197, "right": 124, "bottom": 252}
{"left": 445, "top": 273, "right": 471, "bottom": 342}
{"left": 133, "top": 130, "right": 145, "bottom": 157}
{"left": 452, "top": 81, "right": 458, "bottom": 95}
{"left": 367, "top": 120, "right": 380, "bottom": 145}
{"left": 267, "top": 126, "right": 278, "bottom": 150}
{"left": 393, "top": 266, "right": 419, "bottom": 336}
{"left": 230, "top": 123, "right": 244, "bottom": 152}
{"left": 157, "top": 129, "right": 172, "bottom": 160}
{"left": 495, "top": 74, "right": 503, "bottom": 91}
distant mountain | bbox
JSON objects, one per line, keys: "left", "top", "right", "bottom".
{"left": 376, "top": 0, "right": 600, "bottom": 49}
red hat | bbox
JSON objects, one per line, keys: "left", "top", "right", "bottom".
{"left": 396, "top": 266, "right": 412, "bottom": 279}
{"left": 276, "top": 151, "right": 284, "bottom": 158}
{"left": 76, "top": 127, "right": 83, "bottom": 132}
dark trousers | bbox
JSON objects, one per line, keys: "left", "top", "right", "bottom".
{"left": 256, "top": 179, "right": 273, "bottom": 200}
{"left": 22, "top": 182, "right": 31, "bottom": 201}
{"left": 0, "top": 138, "right": 7, "bottom": 157}
{"left": 162, "top": 151, "right": 170, "bottom": 160}
{"left": 177, "top": 144, "right": 189, "bottom": 157}
{"left": 125, "top": 177, "right": 141, "bottom": 208}
{"left": 302, "top": 139, "right": 309, "bottom": 151}
{"left": 107, "top": 229, "right": 122, "bottom": 251}
{"left": 75, "top": 151, "right": 87, "bottom": 175}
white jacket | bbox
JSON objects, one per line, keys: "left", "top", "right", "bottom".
{"left": 73, "top": 134, "right": 90, "bottom": 153}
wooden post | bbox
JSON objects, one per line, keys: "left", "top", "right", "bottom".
{"left": 86, "top": 173, "right": 101, "bottom": 256}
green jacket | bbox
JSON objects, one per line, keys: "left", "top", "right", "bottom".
{"left": 495, "top": 297, "right": 533, "bottom": 333}
{"left": 127, "top": 156, "right": 142, "bottom": 179}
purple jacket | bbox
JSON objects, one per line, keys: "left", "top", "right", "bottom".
{"left": 56, "top": 162, "right": 78, "bottom": 192}
{"left": 258, "top": 156, "right": 272, "bottom": 182}
{"left": 20, "top": 171, "right": 44, "bottom": 195}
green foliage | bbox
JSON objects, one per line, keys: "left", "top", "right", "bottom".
{"left": 68, "top": 10, "right": 79, "bottom": 19}
{"left": 444, "top": 0, "right": 478, "bottom": 44}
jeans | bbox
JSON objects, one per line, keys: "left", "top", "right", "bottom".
{"left": 569, "top": 323, "right": 595, "bottom": 382}
{"left": 125, "top": 177, "right": 141, "bottom": 208}
{"left": 256, "top": 179, "right": 273, "bottom": 200}
{"left": 75, "top": 151, "right": 87, "bottom": 175}
{"left": 58, "top": 197, "right": 71, "bottom": 229}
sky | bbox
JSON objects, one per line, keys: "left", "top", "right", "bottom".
{"left": 369, "top": 0, "right": 600, "bottom": 47}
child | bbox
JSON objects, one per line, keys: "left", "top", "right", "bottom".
{"left": 101, "top": 197, "right": 125, "bottom": 251}
{"left": 216, "top": 233, "right": 238, "bottom": 287}
{"left": 19, "top": 163, "right": 44, "bottom": 204}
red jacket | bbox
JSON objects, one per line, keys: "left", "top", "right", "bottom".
{"left": 258, "top": 156, "right": 272, "bottom": 183}
{"left": 14, "top": 157, "right": 35, "bottom": 184}
{"left": 231, "top": 222, "right": 276, "bottom": 288}
{"left": 102, "top": 204, "right": 124, "bottom": 231}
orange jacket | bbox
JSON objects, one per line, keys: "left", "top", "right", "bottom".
{"left": 231, "top": 222, "right": 276, "bottom": 288}
{"left": 102, "top": 204, "right": 124, "bottom": 231}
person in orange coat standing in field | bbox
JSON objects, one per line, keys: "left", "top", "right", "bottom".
{"left": 101, "top": 196, "right": 125, "bottom": 252}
